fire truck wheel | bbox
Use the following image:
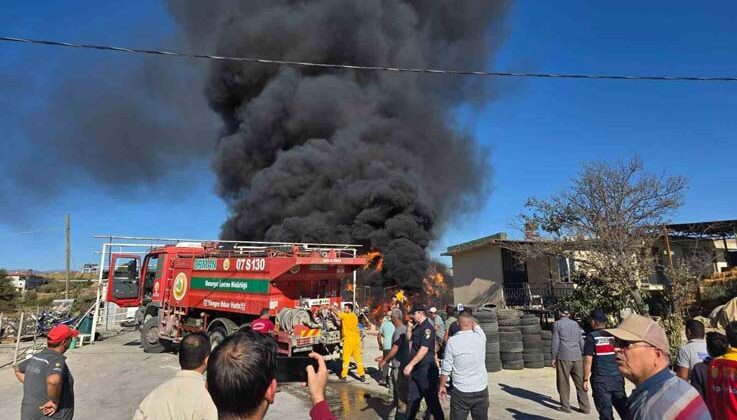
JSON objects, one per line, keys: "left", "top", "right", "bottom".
{"left": 141, "top": 316, "right": 169, "bottom": 353}
{"left": 208, "top": 326, "right": 228, "bottom": 350}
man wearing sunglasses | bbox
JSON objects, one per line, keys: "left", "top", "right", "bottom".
{"left": 605, "top": 314, "right": 711, "bottom": 420}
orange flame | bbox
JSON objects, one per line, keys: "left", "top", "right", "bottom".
{"left": 422, "top": 268, "right": 447, "bottom": 299}
{"left": 370, "top": 304, "right": 387, "bottom": 323}
{"left": 364, "top": 251, "right": 384, "bottom": 272}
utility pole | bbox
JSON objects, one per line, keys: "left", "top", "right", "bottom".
{"left": 65, "top": 214, "right": 71, "bottom": 300}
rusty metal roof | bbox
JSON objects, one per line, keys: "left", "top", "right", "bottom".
{"left": 665, "top": 219, "right": 737, "bottom": 238}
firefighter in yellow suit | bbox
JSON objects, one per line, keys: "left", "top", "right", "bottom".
{"left": 333, "top": 302, "right": 366, "bottom": 382}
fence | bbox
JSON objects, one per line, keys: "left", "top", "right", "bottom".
{"left": 503, "top": 282, "right": 575, "bottom": 308}
{"left": 0, "top": 312, "right": 46, "bottom": 368}
{"left": 99, "top": 301, "right": 137, "bottom": 331}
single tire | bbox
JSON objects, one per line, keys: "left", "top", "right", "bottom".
{"left": 486, "top": 355, "right": 501, "bottom": 365}
{"left": 207, "top": 325, "right": 228, "bottom": 350}
{"left": 486, "top": 355, "right": 502, "bottom": 361}
{"left": 486, "top": 331, "right": 500, "bottom": 341}
{"left": 524, "top": 361, "right": 545, "bottom": 369}
{"left": 486, "top": 363, "right": 502, "bottom": 373}
{"left": 479, "top": 322, "right": 499, "bottom": 334}
{"left": 522, "top": 335, "right": 542, "bottom": 344}
{"left": 521, "top": 325, "right": 541, "bottom": 334}
{"left": 500, "top": 340, "right": 523, "bottom": 352}
{"left": 499, "top": 326, "right": 522, "bottom": 333}
{"left": 500, "top": 331, "right": 522, "bottom": 341}
{"left": 500, "top": 352, "right": 523, "bottom": 362}
{"left": 497, "top": 309, "right": 523, "bottom": 319}
{"left": 141, "top": 316, "right": 170, "bottom": 353}
{"left": 523, "top": 344, "right": 543, "bottom": 351}
{"left": 476, "top": 310, "right": 497, "bottom": 321}
{"left": 476, "top": 316, "right": 498, "bottom": 324}
{"left": 540, "top": 330, "right": 553, "bottom": 339}
{"left": 502, "top": 360, "right": 524, "bottom": 370}
{"left": 498, "top": 318, "right": 522, "bottom": 327}
{"left": 486, "top": 341, "right": 500, "bottom": 353}
{"left": 478, "top": 302, "right": 498, "bottom": 311}
{"left": 523, "top": 353, "right": 544, "bottom": 363}
{"left": 520, "top": 316, "right": 540, "bottom": 326}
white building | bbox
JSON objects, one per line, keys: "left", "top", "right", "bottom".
{"left": 7, "top": 271, "right": 49, "bottom": 294}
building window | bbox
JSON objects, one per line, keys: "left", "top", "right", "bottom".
{"left": 558, "top": 256, "right": 576, "bottom": 283}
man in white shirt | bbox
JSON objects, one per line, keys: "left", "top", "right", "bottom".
{"left": 439, "top": 311, "right": 488, "bottom": 420}
{"left": 676, "top": 319, "right": 708, "bottom": 381}
{"left": 133, "top": 333, "right": 217, "bottom": 420}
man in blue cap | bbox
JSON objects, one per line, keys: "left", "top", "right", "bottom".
{"left": 583, "top": 309, "right": 628, "bottom": 420}
{"left": 404, "top": 304, "right": 445, "bottom": 420}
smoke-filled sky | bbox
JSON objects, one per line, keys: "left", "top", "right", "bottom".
{"left": 166, "top": 1, "right": 510, "bottom": 291}
{"left": 1, "top": 1, "right": 736, "bottom": 270}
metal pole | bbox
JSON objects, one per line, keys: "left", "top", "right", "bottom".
{"left": 91, "top": 243, "right": 107, "bottom": 344}
{"left": 723, "top": 235, "right": 730, "bottom": 271}
{"left": 13, "top": 312, "right": 24, "bottom": 366}
{"left": 352, "top": 249, "right": 357, "bottom": 307}
{"left": 663, "top": 225, "right": 674, "bottom": 269}
{"left": 65, "top": 214, "right": 71, "bottom": 300}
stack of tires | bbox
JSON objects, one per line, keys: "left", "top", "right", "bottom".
{"left": 521, "top": 314, "right": 545, "bottom": 369}
{"left": 541, "top": 330, "right": 553, "bottom": 367}
{"left": 497, "top": 309, "right": 524, "bottom": 370}
{"left": 477, "top": 307, "right": 501, "bottom": 372}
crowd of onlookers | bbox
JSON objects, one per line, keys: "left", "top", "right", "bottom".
{"left": 553, "top": 308, "right": 737, "bottom": 420}
{"left": 13, "top": 316, "right": 337, "bottom": 420}
{"left": 13, "top": 302, "right": 737, "bottom": 420}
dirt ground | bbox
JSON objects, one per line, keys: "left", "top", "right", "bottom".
{"left": 0, "top": 329, "right": 632, "bottom": 419}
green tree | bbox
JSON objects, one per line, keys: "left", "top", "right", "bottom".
{"left": 0, "top": 269, "right": 20, "bottom": 312}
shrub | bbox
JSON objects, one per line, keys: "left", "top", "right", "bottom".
{"left": 0, "top": 269, "right": 19, "bottom": 312}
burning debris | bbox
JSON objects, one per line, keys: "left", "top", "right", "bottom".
{"left": 364, "top": 251, "right": 384, "bottom": 272}
{"left": 168, "top": 0, "right": 510, "bottom": 292}
{"left": 423, "top": 267, "right": 448, "bottom": 300}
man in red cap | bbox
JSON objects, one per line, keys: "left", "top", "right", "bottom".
{"left": 15, "top": 324, "right": 78, "bottom": 420}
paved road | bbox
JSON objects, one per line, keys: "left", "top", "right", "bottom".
{"left": 0, "top": 330, "right": 309, "bottom": 420}
{"left": 0, "top": 329, "right": 629, "bottom": 419}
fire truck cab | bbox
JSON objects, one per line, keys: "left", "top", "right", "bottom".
{"left": 104, "top": 240, "right": 366, "bottom": 357}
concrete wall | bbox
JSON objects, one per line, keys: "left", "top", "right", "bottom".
{"left": 450, "top": 246, "right": 504, "bottom": 306}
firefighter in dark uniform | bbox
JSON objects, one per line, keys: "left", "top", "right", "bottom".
{"left": 403, "top": 304, "right": 445, "bottom": 420}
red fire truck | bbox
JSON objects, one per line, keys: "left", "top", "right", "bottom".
{"left": 103, "top": 240, "right": 367, "bottom": 357}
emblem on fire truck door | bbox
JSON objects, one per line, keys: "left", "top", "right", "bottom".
{"left": 173, "top": 272, "right": 188, "bottom": 301}
{"left": 222, "top": 258, "right": 231, "bottom": 271}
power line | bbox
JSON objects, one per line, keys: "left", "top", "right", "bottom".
{"left": 2, "top": 35, "right": 737, "bottom": 82}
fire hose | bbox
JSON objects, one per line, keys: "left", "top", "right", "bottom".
{"left": 276, "top": 308, "right": 320, "bottom": 332}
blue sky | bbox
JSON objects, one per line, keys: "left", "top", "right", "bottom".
{"left": 1, "top": 1, "right": 736, "bottom": 270}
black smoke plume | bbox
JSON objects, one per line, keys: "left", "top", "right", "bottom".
{"left": 169, "top": 0, "right": 510, "bottom": 291}
{"left": 0, "top": 43, "right": 217, "bottom": 221}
